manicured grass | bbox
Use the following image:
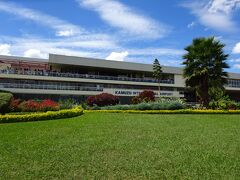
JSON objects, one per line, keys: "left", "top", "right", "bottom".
{"left": 0, "top": 113, "right": 240, "bottom": 179}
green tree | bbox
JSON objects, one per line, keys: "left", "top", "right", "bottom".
{"left": 153, "top": 59, "right": 162, "bottom": 96}
{"left": 183, "top": 37, "right": 229, "bottom": 107}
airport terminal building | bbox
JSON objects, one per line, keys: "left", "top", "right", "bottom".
{"left": 1, "top": 54, "right": 240, "bottom": 103}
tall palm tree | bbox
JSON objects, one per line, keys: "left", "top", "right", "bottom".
{"left": 183, "top": 37, "right": 229, "bottom": 107}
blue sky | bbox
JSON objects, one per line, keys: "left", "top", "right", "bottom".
{"left": 0, "top": 0, "right": 240, "bottom": 72}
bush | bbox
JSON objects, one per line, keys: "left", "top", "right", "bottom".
{"left": 209, "top": 96, "right": 237, "bottom": 110}
{"left": 131, "top": 96, "right": 141, "bottom": 104}
{"left": 0, "top": 92, "right": 13, "bottom": 114}
{"left": 131, "top": 90, "right": 155, "bottom": 104}
{"left": 0, "top": 107, "right": 83, "bottom": 123}
{"left": 139, "top": 90, "right": 155, "bottom": 102}
{"left": 86, "top": 93, "right": 119, "bottom": 107}
{"left": 19, "top": 99, "right": 60, "bottom": 112}
{"left": 237, "top": 103, "right": 240, "bottom": 109}
{"left": 59, "top": 99, "right": 77, "bottom": 109}
{"left": 101, "top": 100, "right": 186, "bottom": 111}
{"left": 9, "top": 98, "right": 21, "bottom": 112}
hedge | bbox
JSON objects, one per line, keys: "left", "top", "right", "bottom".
{"left": 84, "top": 109, "right": 240, "bottom": 114}
{"left": 0, "top": 107, "right": 83, "bottom": 123}
{"left": 0, "top": 92, "right": 13, "bottom": 114}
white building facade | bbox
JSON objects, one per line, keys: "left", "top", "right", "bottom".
{"left": 0, "top": 54, "right": 240, "bottom": 103}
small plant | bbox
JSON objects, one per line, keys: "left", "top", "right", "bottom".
{"left": 131, "top": 96, "right": 141, "bottom": 104}
{"left": 59, "top": 99, "right": 77, "bottom": 109}
{"left": 9, "top": 98, "right": 21, "bottom": 112}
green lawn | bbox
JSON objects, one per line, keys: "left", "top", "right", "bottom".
{"left": 0, "top": 113, "right": 240, "bottom": 179}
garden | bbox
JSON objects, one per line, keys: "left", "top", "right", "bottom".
{"left": 0, "top": 90, "right": 240, "bottom": 178}
{"left": 0, "top": 37, "right": 240, "bottom": 178}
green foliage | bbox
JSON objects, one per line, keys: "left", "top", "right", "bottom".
{"left": 0, "top": 107, "right": 83, "bottom": 123}
{"left": 101, "top": 99, "right": 186, "bottom": 111}
{"left": 81, "top": 103, "right": 88, "bottom": 110}
{"left": 208, "top": 87, "right": 225, "bottom": 101}
{"left": 0, "top": 92, "right": 13, "bottom": 114}
{"left": 153, "top": 58, "right": 162, "bottom": 93}
{"left": 153, "top": 58, "right": 162, "bottom": 80}
{"left": 183, "top": 37, "right": 229, "bottom": 107}
{"left": 131, "top": 96, "right": 141, "bottom": 104}
{"left": 59, "top": 99, "right": 77, "bottom": 109}
{"left": 209, "top": 96, "right": 237, "bottom": 110}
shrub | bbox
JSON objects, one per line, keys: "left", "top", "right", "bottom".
{"left": 237, "top": 103, "right": 240, "bottom": 109}
{"left": 0, "top": 92, "right": 13, "bottom": 114}
{"left": 132, "top": 90, "right": 155, "bottom": 104}
{"left": 19, "top": 99, "right": 60, "bottom": 112}
{"left": 101, "top": 101, "right": 186, "bottom": 111}
{"left": 139, "top": 90, "right": 155, "bottom": 102}
{"left": 59, "top": 99, "right": 77, "bottom": 109}
{"left": 86, "top": 93, "right": 119, "bottom": 107}
{"left": 40, "top": 99, "right": 60, "bottom": 111}
{"left": 131, "top": 96, "right": 141, "bottom": 104}
{"left": 209, "top": 96, "right": 237, "bottom": 110}
{"left": 9, "top": 98, "right": 21, "bottom": 112}
{"left": 0, "top": 107, "right": 83, "bottom": 123}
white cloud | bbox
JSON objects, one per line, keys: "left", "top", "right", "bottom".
{"left": 24, "top": 49, "right": 47, "bottom": 59}
{"left": 233, "top": 42, "right": 240, "bottom": 53}
{"left": 230, "top": 58, "right": 240, "bottom": 62}
{"left": 0, "top": 35, "right": 115, "bottom": 59}
{"left": 183, "top": 0, "right": 240, "bottom": 32}
{"left": 129, "top": 48, "right": 184, "bottom": 56}
{"left": 56, "top": 30, "right": 76, "bottom": 37}
{"left": 0, "top": 1, "right": 83, "bottom": 37}
{"left": 77, "top": 0, "right": 169, "bottom": 39}
{"left": 0, "top": 44, "right": 11, "bottom": 55}
{"left": 187, "top": 21, "right": 196, "bottom": 28}
{"left": 208, "top": 0, "right": 240, "bottom": 14}
{"left": 106, "top": 51, "right": 129, "bottom": 61}
{"left": 233, "top": 64, "right": 240, "bottom": 69}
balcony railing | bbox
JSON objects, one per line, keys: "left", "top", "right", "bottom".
{"left": 0, "top": 83, "right": 103, "bottom": 92}
{"left": 0, "top": 69, "right": 175, "bottom": 84}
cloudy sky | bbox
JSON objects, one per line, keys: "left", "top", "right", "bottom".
{"left": 0, "top": 0, "right": 240, "bottom": 72}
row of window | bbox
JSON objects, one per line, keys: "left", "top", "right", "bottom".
{"left": 0, "top": 79, "right": 176, "bottom": 91}
{"left": 227, "top": 79, "right": 240, "bottom": 88}
{"left": 0, "top": 69, "right": 175, "bottom": 84}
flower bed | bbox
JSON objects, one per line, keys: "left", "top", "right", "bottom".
{"left": 18, "top": 99, "right": 60, "bottom": 112}
{"left": 84, "top": 109, "right": 240, "bottom": 114}
{"left": 0, "top": 107, "right": 83, "bottom": 123}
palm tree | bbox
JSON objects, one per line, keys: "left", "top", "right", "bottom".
{"left": 153, "top": 59, "right": 162, "bottom": 97}
{"left": 182, "top": 37, "right": 229, "bottom": 107}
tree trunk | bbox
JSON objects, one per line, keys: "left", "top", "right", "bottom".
{"left": 158, "top": 79, "right": 161, "bottom": 98}
{"left": 201, "top": 76, "right": 209, "bottom": 108}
